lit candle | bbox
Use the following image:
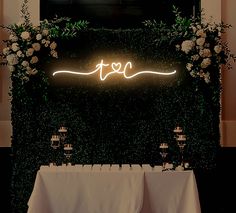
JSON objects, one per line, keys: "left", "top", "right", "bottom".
{"left": 59, "top": 126, "right": 67, "bottom": 133}
{"left": 51, "top": 134, "right": 59, "bottom": 141}
{"left": 159, "top": 143, "right": 168, "bottom": 149}
{"left": 177, "top": 134, "right": 186, "bottom": 141}
{"left": 64, "top": 144, "right": 73, "bottom": 151}
{"left": 174, "top": 126, "right": 183, "bottom": 133}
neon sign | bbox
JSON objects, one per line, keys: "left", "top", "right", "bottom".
{"left": 53, "top": 60, "right": 176, "bottom": 81}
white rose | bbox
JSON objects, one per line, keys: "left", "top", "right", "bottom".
{"left": 9, "top": 34, "right": 18, "bottom": 42}
{"left": 26, "top": 48, "right": 34, "bottom": 57}
{"left": 41, "top": 39, "right": 46, "bottom": 44}
{"left": 6, "top": 54, "right": 18, "bottom": 65}
{"left": 30, "top": 56, "right": 39, "bottom": 64}
{"left": 44, "top": 40, "right": 50, "bottom": 47}
{"left": 32, "top": 43, "right": 41, "bottom": 51}
{"left": 21, "top": 61, "right": 29, "bottom": 67}
{"left": 191, "top": 26, "right": 197, "bottom": 33}
{"left": 186, "top": 63, "right": 193, "bottom": 71}
{"left": 36, "top": 34, "right": 42, "bottom": 41}
{"left": 22, "top": 76, "right": 29, "bottom": 82}
{"left": 214, "top": 45, "right": 222, "bottom": 54}
{"left": 21, "top": 31, "right": 30, "bottom": 40}
{"left": 201, "top": 58, "right": 211, "bottom": 68}
{"left": 196, "top": 37, "right": 205, "bottom": 46}
{"left": 8, "top": 65, "right": 15, "bottom": 72}
{"left": 191, "top": 54, "right": 200, "bottom": 61}
{"left": 3, "top": 47, "right": 10, "bottom": 56}
{"left": 17, "top": 50, "right": 24, "bottom": 57}
{"left": 181, "top": 40, "right": 195, "bottom": 54}
{"left": 190, "top": 71, "right": 197, "bottom": 77}
{"left": 196, "top": 29, "right": 206, "bottom": 37}
{"left": 50, "top": 50, "right": 58, "bottom": 58}
{"left": 11, "top": 43, "right": 20, "bottom": 52}
{"left": 204, "top": 72, "right": 210, "bottom": 83}
{"left": 50, "top": 41, "right": 57, "bottom": 50}
{"left": 26, "top": 68, "right": 38, "bottom": 75}
{"left": 42, "top": 29, "right": 49, "bottom": 36}
{"left": 199, "top": 49, "right": 212, "bottom": 58}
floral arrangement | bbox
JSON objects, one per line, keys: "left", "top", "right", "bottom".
{"left": 174, "top": 11, "right": 236, "bottom": 83}
{"left": 0, "top": 0, "right": 88, "bottom": 83}
{"left": 144, "top": 7, "right": 236, "bottom": 84}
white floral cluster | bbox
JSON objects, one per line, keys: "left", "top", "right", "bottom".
{"left": 176, "top": 21, "right": 229, "bottom": 83}
{"left": 1, "top": 22, "right": 58, "bottom": 82}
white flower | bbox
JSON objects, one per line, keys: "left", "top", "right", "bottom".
{"left": 199, "top": 49, "right": 212, "bottom": 58}
{"left": 22, "top": 76, "right": 29, "bottom": 82}
{"left": 186, "top": 63, "right": 193, "bottom": 71}
{"left": 201, "top": 58, "right": 211, "bottom": 68}
{"left": 9, "top": 34, "right": 18, "bottom": 42}
{"left": 50, "top": 41, "right": 57, "bottom": 50}
{"left": 41, "top": 39, "right": 46, "bottom": 44}
{"left": 42, "top": 29, "right": 49, "bottom": 36}
{"left": 32, "top": 43, "right": 41, "bottom": 51}
{"left": 181, "top": 40, "right": 195, "bottom": 54}
{"left": 196, "top": 29, "right": 206, "bottom": 37}
{"left": 21, "top": 31, "right": 30, "bottom": 40}
{"left": 191, "top": 54, "right": 200, "bottom": 61}
{"left": 203, "top": 72, "right": 210, "bottom": 83}
{"left": 6, "top": 54, "right": 18, "bottom": 65}
{"left": 26, "top": 68, "right": 38, "bottom": 75}
{"left": 11, "top": 43, "right": 20, "bottom": 52}
{"left": 214, "top": 45, "right": 222, "bottom": 54}
{"left": 16, "top": 50, "right": 24, "bottom": 57}
{"left": 196, "top": 37, "right": 205, "bottom": 46}
{"left": 50, "top": 50, "right": 58, "bottom": 58}
{"left": 22, "top": 60, "right": 29, "bottom": 67}
{"left": 26, "top": 48, "right": 34, "bottom": 57}
{"left": 36, "top": 34, "right": 42, "bottom": 40}
{"left": 44, "top": 40, "right": 50, "bottom": 47}
{"left": 3, "top": 47, "right": 10, "bottom": 55}
{"left": 30, "top": 56, "right": 39, "bottom": 64}
{"left": 8, "top": 65, "right": 15, "bottom": 72}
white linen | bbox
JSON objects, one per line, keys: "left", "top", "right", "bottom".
{"left": 27, "top": 165, "right": 144, "bottom": 213}
{"left": 27, "top": 165, "right": 201, "bottom": 213}
{"left": 140, "top": 171, "right": 201, "bottom": 213}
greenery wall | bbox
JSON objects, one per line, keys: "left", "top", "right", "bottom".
{"left": 9, "top": 28, "right": 221, "bottom": 212}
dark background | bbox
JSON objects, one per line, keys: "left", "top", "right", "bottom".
{"left": 40, "top": 0, "right": 201, "bottom": 28}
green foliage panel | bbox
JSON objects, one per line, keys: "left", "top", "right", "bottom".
{"left": 10, "top": 29, "right": 220, "bottom": 212}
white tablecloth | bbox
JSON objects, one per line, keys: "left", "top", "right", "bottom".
{"left": 27, "top": 165, "right": 201, "bottom": 213}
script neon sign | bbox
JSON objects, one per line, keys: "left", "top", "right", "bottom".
{"left": 53, "top": 60, "right": 176, "bottom": 81}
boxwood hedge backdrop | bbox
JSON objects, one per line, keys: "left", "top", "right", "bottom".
{"left": 10, "top": 28, "right": 220, "bottom": 212}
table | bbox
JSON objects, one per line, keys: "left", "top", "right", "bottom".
{"left": 27, "top": 164, "right": 201, "bottom": 213}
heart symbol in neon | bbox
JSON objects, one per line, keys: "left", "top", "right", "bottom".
{"left": 111, "top": 63, "right": 122, "bottom": 72}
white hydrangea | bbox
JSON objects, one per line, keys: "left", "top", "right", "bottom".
{"left": 186, "top": 63, "right": 193, "bottom": 71}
